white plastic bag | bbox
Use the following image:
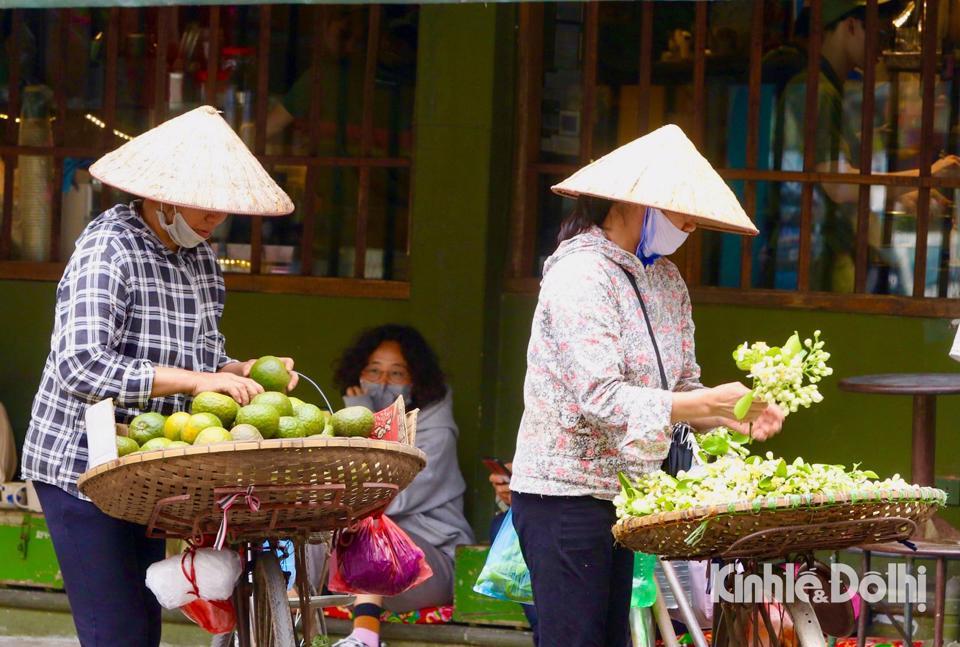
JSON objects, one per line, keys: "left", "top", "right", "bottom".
{"left": 661, "top": 559, "right": 713, "bottom": 630}
{"left": 145, "top": 548, "right": 242, "bottom": 609}
{"left": 950, "top": 320, "right": 960, "bottom": 362}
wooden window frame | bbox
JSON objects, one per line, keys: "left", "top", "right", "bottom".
{"left": 507, "top": 0, "right": 960, "bottom": 318}
{"left": 0, "top": 5, "right": 411, "bottom": 300}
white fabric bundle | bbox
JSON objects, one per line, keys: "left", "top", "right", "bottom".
{"left": 145, "top": 548, "right": 242, "bottom": 609}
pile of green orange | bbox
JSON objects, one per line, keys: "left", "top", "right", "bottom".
{"left": 116, "top": 356, "right": 377, "bottom": 456}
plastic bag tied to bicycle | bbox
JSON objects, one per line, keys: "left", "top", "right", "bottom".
{"left": 328, "top": 514, "right": 433, "bottom": 596}
{"left": 473, "top": 508, "right": 533, "bottom": 604}
{"left": 145, "top": 547, "right": 242, "bottom": 609}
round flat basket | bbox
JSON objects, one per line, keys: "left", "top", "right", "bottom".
{"left": 77, "top": 437, "right": 426, "bottom": 543}
{"left": 612, "top": 487, "right": 945, "bottom": 560}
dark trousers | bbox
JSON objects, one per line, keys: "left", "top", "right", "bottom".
{"left": 35, "top": 482, "right": 166, "bottom": 647}
{"left": 512, "top": 492, "right": 634, "bottom": 647}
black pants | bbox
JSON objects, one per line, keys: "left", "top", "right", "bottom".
{"left": 511, "top": 492, "right": 634, "bottom": 647}
{"left": 35, "top": 482, "right": 165, "bottom": 647}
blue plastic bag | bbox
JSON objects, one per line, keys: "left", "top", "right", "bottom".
{"left": 473, "top": 509, "right": 533, "bottom": 604}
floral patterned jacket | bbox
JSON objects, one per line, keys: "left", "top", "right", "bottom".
{"left": 510, "top": 226, "right": 703, "bottom": 499}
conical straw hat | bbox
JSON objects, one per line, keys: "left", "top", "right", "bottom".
{"left": 552, "top": 124, "right": 757, "bottom": 236}
{"left": 90, "top": 106, "right": 293, "bottom": 216}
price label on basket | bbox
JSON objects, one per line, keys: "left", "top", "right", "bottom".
{"left": 86, "top": 398, "right": 118, "bottom": 468}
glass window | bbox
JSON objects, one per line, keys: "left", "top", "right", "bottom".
{"left": 374, "top": 6, "right": 418, "bottom": 159}
{"left": 367, "top": 167, "right": 411, "bottom": 281}
{"left": 539, "top": 4, "right": 585, "bottom": 163}
{"left": 0, "top": 5, "right": 418, "bottom": 291}
{"left": 266, "top": 6, "right": 367, "bottom": 157}
{"left": 592, "top": 3, "right": 641, "bottom": 158}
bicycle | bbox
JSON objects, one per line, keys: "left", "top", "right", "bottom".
{"left": 616, "top": 488, "right": 943, "bottom": 647}
{"left": 79, "top": 433, "right": 425, "bottom": 647}
{"left": 650, "top": 516, "right": 922, "bottom": 647}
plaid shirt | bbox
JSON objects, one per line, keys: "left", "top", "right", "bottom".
{"left": 22, "top": 203, "right": 234, "bottom": 498}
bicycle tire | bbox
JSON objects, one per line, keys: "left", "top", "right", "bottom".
{"left": 253, "top": 552, "right": 296, "bottom": 647}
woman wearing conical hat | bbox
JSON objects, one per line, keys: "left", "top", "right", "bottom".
{"left": 21, "top": 106, "right": 296, "bottom": 647}
{"left": 508, "top": 125, "right": 786, "bottom": 645}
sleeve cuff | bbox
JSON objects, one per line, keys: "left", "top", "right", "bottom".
{"left": 118, "top": 360, "right": 155, "bottom": 409}
{"left": 618, "top": 388, "right": 673, "bottom": 461}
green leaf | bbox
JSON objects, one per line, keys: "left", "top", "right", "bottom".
{"left": 734, "top": 391, "right": 754, "bottom": 420}
{"left": 676, "top": 479, "right": 695, "bottom": 493}
{"left": 862, "top": 470, "right": 878, "bottom": 479}
{"left": 746, "top": 455, "right": 762, "bottom": 465}
{"left": 733, "top": 345, "right": 755, "bottom": 371}
{"left": 618, "top": 472, "right": 635, "bottom": 496}
{"left": 730, "top": 431, "right": 751, "bottom": 444}
{"left": 782, "top": 333, "right": 803, "bottom": 358}
{"left": 758, "top": 475, "right": 775, "bottom": 492}
{"left": 700, "top": 435, "right": 730, "bottom": 457}
{"left": 775, "top": 459, "right": 788, "bottom": 478}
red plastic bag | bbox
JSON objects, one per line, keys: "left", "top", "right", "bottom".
{"left": 328, "top": 514, "right": 433, "bottom": 596}
{"left": 180, "top": 598, "right": 236, "bottom": 635}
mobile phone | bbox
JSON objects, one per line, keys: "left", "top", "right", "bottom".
{"left": 482, "top": 457, "right": 512, "bottom": 477}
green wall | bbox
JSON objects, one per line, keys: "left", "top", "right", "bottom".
{"left": 492, "top": 294, "right": 960, "bottom": 528}
{"left": 0, "top": 4, "right": 508, "bottom": 537}
{"left": 7, "top": 2, "right": 956, "bottom": 541}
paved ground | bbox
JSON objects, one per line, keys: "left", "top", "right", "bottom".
{"left": 0, "top": 607, "right": 212, "bottom": 646}
{"left": 0, "top": 640, "right": 198, "bottom": 647}
{"left": 0, "top": 640, "right": 79, "bottom": 647}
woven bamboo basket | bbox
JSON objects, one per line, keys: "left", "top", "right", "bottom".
{"left": 612, "top": 487, "right": 945, "bottom": 560}
{"left": 78, "top": 420, "right": 425, "bottom": 543}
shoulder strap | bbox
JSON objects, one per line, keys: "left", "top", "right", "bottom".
{"left": 618, "top": 265, "right": 668, "bottom": 391}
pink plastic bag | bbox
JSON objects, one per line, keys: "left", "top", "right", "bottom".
{"left": 328, "top": 515, "right": 433, "bottom": 596}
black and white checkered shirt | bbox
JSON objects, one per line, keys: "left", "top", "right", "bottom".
{"left": 22, "top": 203, "right": 234, "bottom": 498}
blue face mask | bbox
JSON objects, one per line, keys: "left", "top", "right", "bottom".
{"left": 636, "top": 207, "right": 689, "bottom": 266}
{"left": 359, "top": 379, "right": 413, "bottom": 410}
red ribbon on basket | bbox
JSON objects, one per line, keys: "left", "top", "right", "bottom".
{"left": 214, "top": 486, "right": 260, "bottom": 550}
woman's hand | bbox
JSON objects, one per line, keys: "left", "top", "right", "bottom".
{"left": 345, "top": 385, "right": 364, "bottom": 397}
{"left": 489, "top": 463, "right": 513, "bottom": 506}
{"left": 193, "top": 372, "right": 263, "bottom": 405}
{"left": 721, "top": 403, "right": 785, "bottom": 441}
{"left": 707, "top": 382, "right": 768, "bottom": 422}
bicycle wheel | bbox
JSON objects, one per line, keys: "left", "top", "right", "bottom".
{"left": 211, "top": 577, "right": 252, "bottom": 647}
{"left": 253, "top": 552, "right": 296, "bottom": 647}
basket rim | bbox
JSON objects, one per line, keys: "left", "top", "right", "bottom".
{"left": 614, "top": 485, "right": 946, "bottom": 533}
{"left": 77, "top": 436, "right": 426, "bottom": 491}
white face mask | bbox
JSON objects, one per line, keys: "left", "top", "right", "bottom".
{"left": 156, "top": 204, "right": 206, "bottom": 249}
{"left": 638, "top": 207, "right": 689, "bottom": 258}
